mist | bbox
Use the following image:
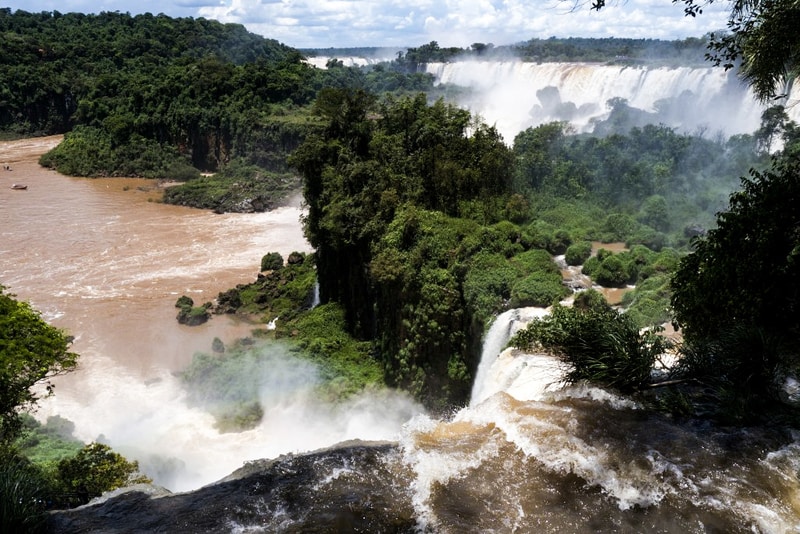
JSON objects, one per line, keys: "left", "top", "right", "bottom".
{"left": 424, "top": 60, "right": 798, "bottom": 143}
{"left": 35, "top": 342, "right": 423, "bottom": 492}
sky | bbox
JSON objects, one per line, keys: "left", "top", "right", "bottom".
{"left": 2, "top": 0, "right": 731, "bottom": 50}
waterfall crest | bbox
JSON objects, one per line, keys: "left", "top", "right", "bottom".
{"left": 425, "top": 60, "right": 800, "bottom": 142}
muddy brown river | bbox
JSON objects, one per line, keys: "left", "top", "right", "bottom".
{"left": 4, "top": 138, "right": 800, "bottom": 532}
{"left": 1, "top": 135, "right": 310, "bottom": 373}
{"left": 0, "top": 137, "right": 422, "bottom": 491}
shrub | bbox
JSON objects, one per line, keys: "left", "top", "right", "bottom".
{"left": 175, "top": 295, "right": 194, "bottom": 308}
{"left": 573, "top": 288, "right": 609, "bottom": 311}
{"left": 565, "top": 240, "right": 592, "bottom": 266}
{"left": 510, "top": 271, "right": 569, "bottom": 307}
{"left": 57, "top": 443, "right": 151, "bottom": 504}
{"left": 463, "top": 252, "right": 517, "bottom": 318}
{"left": 176, "top": 304, "right": 211, "bottom": 326}
{"left": 621, "top": 274, "right": 673, "bottom": 328}
{"left": 261, "top": 252, "right": 284, "bottom": 272}
{"left": 601, "top": 212, "right": 639, "bottom": 242}
{"left": 591, "top": 253, "right": 633, "bottom": 287}
{"left": 510, "top": 303, "right": 669, "bottom": 392}
{"left": 548, "top": 229, "right": 571, "bottom": 255}
{"left": 0, "top": 454, "right": 49, "bottom": 533}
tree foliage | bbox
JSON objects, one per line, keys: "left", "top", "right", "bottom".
{"left": 57, "top": 442, "right": 150, "bottom": 503}
{"left": 291, "top": 91, "right": 544, "bottom": 407}
{"left": 671, "top": 157, "right": 800, "bottom": 351}
{"left": 0, "top": 286, "right": 78, "bottom": 444}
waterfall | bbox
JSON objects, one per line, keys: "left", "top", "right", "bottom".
{"left": 471, "top": 307, "right": 554, "bottom": 406}
{"left": 424, "top": 60, "right": 793, "bottom": 142}
{"left": 471, "top": 309, "right": 519, "bottom": 406}
{"left": 310, "top": 280, "right": 320, "bottom": 308}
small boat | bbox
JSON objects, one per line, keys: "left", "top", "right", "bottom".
{"left": 10, "top": 184, "right": 27, "bottom": 190}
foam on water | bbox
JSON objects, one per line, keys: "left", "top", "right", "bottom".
{"left": 37, "top": 346, "right": 423, "bottom": 492}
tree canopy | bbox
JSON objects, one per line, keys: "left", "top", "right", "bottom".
{"left": 0, "top": 286, "right": 78, "bottom": 444}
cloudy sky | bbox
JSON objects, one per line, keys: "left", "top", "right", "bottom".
{"left": 3, "top": 0, "right": 731, "bottom": 49}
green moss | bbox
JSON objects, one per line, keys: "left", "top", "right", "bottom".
{"left": 286, "top": 303, "right": 384, "bottom": 397}
{"left": 216, "top": 253, "right": 316, "bottom": 320}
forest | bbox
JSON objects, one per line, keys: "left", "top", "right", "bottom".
{"left": 307, "top": 35, "right": 711, "bottom": 68}
{"left": 2, "top": 6, "right": 799, "bottom": 410}
{"left": 2, "top": 4, "right": 800, "bottom": 526}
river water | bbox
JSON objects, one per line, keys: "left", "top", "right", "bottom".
{"left": 0, "top": 137, "right": 421, "bottom": 491}
{"left": 5, "top": 138, "right": 800, "bottom": 531}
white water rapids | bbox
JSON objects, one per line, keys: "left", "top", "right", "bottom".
{"left": 4, "top": 100, "right": 800, "bottom": 530}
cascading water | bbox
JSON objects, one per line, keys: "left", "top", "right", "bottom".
{"left": 395, "top": 310, "right": 800, "bottom": 532}
{"left": 470, "top": 308, "right": 520, "bottom": 405}
{"left": 425, "top": 60, "right": 800, "bottom": 143}
{"left": 311, "top": 280, "right": 321, "bottom": 308}
{"left": 47, "top": 301, "right": 800, "bottom": 532}
{"left": 470, "top": 307, "right": 555, "bottom": 406}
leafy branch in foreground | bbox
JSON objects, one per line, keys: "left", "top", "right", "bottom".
{"left": 509, "top": 301, "right": 670, "bottom": 392}
{"left": 0, "top": 286, "right": 78, "bottom": 444}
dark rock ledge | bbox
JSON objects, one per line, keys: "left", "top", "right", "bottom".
{"left": 47, "top": 440, "right": 417, "bottom": 533}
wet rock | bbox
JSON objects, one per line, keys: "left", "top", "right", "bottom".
{"left": 287, "top": 251, "right": 306, "bottom": 265}
{"left": 46, "top": 441, "right": 415, "bottom": 533}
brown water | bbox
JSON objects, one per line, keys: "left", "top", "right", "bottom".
{"left": 0, "top": 138, "right": 429, "bottom": 490}
{"left": 0, "top": 136, "right": 309, "bottom": 374}
{"left": 4, "top": 139, "right": 800, "bottom": 531}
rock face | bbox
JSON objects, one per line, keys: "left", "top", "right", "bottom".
{"left": 47, "top": 441, "right": 416, "bottom": 533}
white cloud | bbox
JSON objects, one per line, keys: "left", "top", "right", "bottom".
{"left": 5, "top": 0, "right": 731, "bottom": 48}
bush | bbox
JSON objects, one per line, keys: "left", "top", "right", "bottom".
{"left": 463, "top": 252, "right": 518, "bottom": 318}
{"left": 57, "top": 443, "right": 150, "bottom": 504}
{"left": 675, "top": 326, "right": 798, "bottom": 422}
{"left": 573, "top": 288, "right": 610, "bottom": 311}
{"left": 510, "top": 271, "right": 569, "bottom": 307}
{"left": 548, "top": 229, "right": 572, "bottom": 255}
{"left": 601, "top": 212, "right": 639, "bottom": 242}
{"left": 584, "top": 251, "right": 634, "bottom": 287}
{"left": 564, "top": 240, "right": 592, "bottom": 266}
{"left": 177, "top": 305, "right": 211, "bottom": 326}
{"left": 0, "top": 453, "right": 49, "bottom": 533}
{"left": 621, "top": 274, "right": 673, "bottom": 328}
{"left": 510, "top": 303, "right": 669, "bottom": 392}
{"left": 175, "top": 295, "right": 194, "bottom": 308}
{"left": 260, "top": 252, "right": 284, "bottom": 272}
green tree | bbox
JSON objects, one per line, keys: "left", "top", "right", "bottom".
{"left": 670, "top": 156, "right": 800, "bottom": 417}
{"left": 0, "top": 286, "right": 78, "bottom": 444}
{"left": 671, "top": 158, "right": 800, "bottom": 351}
{"left": 57, "top": 442, "right": 151, "bottom": 504}
{"left": 260, "top": 252, "right": 284, "bottom": 272}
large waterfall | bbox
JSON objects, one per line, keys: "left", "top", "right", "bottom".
{"left": 425, "top": 60, "right": 800, "bottom": 142}
{"left": 53, "top": 308, "right": 800, "bottom": 532}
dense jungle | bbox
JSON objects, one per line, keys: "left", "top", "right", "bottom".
{"left": 2, "top": 3, "right": 800, "bottom": 531}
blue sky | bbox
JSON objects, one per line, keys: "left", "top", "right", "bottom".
{"left": 3, "top": 1, "right": 731, "bottom": 49}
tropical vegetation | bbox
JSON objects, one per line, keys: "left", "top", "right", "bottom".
{"left": 0, "top": 288, "right": 150, "bottom": 530}
{"left": 1, "top": 7, "right": 800, "bottom": 527}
